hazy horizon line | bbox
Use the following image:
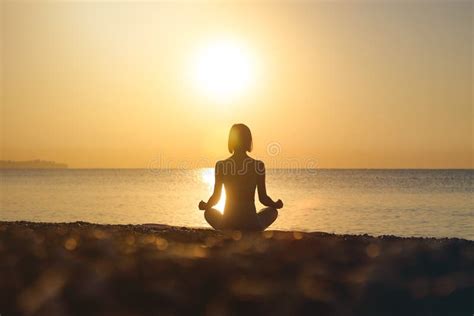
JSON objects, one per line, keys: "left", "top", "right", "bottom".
{"left": 1, "top": 167, "right": 472, "bottom": 171}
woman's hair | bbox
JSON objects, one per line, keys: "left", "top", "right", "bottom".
{"left": 228, "top": 123, "right": 253, "bottom": 153}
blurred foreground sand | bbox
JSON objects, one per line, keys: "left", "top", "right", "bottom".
{"left": 0, "top": 221, "right": 473, "bottom": 315}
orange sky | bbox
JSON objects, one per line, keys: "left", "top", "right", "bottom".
{"left": 1, "top": 1, "right": 472, "bottom": 168}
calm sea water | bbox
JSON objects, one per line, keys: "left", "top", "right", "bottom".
{"left": 0, "top": 169, "right": 472, "bottom": 239}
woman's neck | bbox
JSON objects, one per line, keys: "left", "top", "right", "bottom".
{"left": 232, "top": 151, "right": 248, "bottom": 159}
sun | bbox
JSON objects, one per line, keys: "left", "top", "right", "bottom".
{"left": 192, "top": 39, "right": 256, "bottom": 102}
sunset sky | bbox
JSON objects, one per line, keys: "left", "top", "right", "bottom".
{"left": 1, "top": 1, "right": 472, "bottom": 168}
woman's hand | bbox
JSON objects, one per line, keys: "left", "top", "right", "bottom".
{"left": 274, "top": 199, "right": 284, "bottom": 209}
{"left": 198, "top": 200, "right": 208, "bottom": 210}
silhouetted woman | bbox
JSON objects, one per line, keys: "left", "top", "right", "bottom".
{"left": 199, "top": 124, "right": 283, "bottom": 231}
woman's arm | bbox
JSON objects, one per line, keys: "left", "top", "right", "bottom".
{"left": 199, "top": 162, "right": 223, "bottom": 210}
{"left": 257, "top": 161, "right": 283, "bottom": 209}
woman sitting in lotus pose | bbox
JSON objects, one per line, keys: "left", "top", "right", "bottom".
{"left": 199, "top": 124, "right": 283, "bottom": 231}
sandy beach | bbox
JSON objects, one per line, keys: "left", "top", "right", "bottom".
{"left": 0, "top": 221, "right": 472, "bottom": 315}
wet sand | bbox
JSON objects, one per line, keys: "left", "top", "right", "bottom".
{"left": 0, "top": 221, "right": 473, "bottom": 316}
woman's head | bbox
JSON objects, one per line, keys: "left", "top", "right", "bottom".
{"left": 228, "top": 124, "right": 253, "bottom": 153}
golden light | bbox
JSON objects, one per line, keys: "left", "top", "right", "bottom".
{"left": 201, "top": 168, "right": 226, "bottom": 213}
{"left": 192, "top": 39, "right": 256, "bottom": 102}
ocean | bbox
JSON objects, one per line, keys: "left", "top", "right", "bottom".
{"left": 0, "top": 169, "right": 472, "bottom": 240}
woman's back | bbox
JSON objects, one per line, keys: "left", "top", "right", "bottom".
{"left": 218, "top": 156, "right": 262, "bottom": 220}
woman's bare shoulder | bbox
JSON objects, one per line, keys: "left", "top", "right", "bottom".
{"left": 215, "top": 159, "right": 234, "bottom": 170}
{"left": 254, "top": 159, "right": 264, "bottom": 167}
{"left": 244, "top": 157, "right": 264, "bottom": 168}
{"left": 217, "top": 157, "right": 234, "bottom": 165}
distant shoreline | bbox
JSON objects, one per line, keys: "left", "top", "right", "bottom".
{"left": 0, "top": 160, "right": 68, "bottom": 169}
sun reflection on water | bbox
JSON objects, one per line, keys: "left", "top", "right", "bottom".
{"left": 201, "top": 168, "right": 226, "bottom": 213}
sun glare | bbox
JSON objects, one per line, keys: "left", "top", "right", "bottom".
{"left": 201, "top": 168, "right": 226, "bottom": 213}
{"left": 192, "top": 39, "right": 256, "bottom": 102}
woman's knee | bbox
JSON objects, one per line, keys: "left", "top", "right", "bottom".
{"left": 258, "top": 207, "right": 278, "bottom": 228}
{"left": 260, "top": 207, "right": 278, "bottom": 217}
{"left": 204, "top": 208, "right": 223, "bottom": 230}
